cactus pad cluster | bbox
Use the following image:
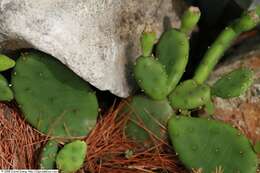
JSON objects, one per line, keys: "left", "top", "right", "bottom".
{"left": 0, "top": 51, "right": 99, "bottom": 171}
{"left": 134, "top": 6, "right": 200, "bottom": 100}
{"left": 0, "top": 3, "right": 258, "bottom": 173}
{"left": 130, "top": 5, "right": 260, "bottom": 173}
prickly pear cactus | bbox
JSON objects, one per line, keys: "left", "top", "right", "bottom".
{"left": 0, "top": 74, "right": 13, "bottom": 101}
{"left": 56, "top": 140, "right": 87, "bottom": 173}
{"left": 134, "top": 7, "right": 200, "bottom": 100}
{"left": 193, "top": 8, "right": 260, "bottom": 84}
{"left": 39, "top": 140, "right": 59, "bottom": 169}
{"left": 168, "top": 116, "right": 258, "bottom": 173}
{"left": 123, "top": 95, "right": 174, "bottom": 144}
{"left": 169, "top": 80, "right": 210, "bottom": 109}
{"left": 0, "top": 54, "right": 15, "bottom": 72}
{"left": 134, "top": 29, "right": 189, "bottom": 100}
{"left": 212, "top": 68, "right": 254, "bottom": 98}
{"left": 134, "top": 31, "right": 189, "bottom": 100}
{"left": 11, "top": 51, "right": 98, "bottom": 138}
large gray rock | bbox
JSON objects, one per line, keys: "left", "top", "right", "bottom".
{"left": 0, "top": 0, "right": 185, "bottom": 97}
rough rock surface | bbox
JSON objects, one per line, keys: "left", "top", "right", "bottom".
{"left": 0, "top": 0, "right": 185, "bottom": 97}
{"left": 208, "top": 39, "right": 260, "bottom": 144}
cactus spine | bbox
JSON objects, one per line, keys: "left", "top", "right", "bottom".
{"left": 193, "top": 9, "right": 260, "bottom": 84}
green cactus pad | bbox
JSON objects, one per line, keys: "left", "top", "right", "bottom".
{"left": 168, "top": 116, "right": 258, "bottom": 173}
{"left": 141, "top": 31, "right": 157, "bottom": 57}
{"left": 134, "top": 56, "right": 168, "bottom": 100}
{"left": 39, "top": 140, "right": 59, "bottom": 169}
{"left": 193, "top": 9, "right": 260, "bottom": 84}
{"left": 123, "top": 95, "right": 174, "bottom": 144}
{"left": 212, "top": 68, "right": 254, "bottom": 98}
{"left": 0, "top": 54, "right": 15, "bottom": 72}
{"left": 156, "top": 29, "right": 189, "bottom": 92}
{"left": 0, "top": 74, "right": 13, "bottom": 101}
{"left": 11, "top": 52, "right": 98, "bottom": 138}
{"left": 180, "top": 6, "right": 201, "bottom": 34}
{"left": 169, "top": 80, "right": 210, "bottom": 109}
{"left": 56, "top": 140, "right": 87, "bottom": 173}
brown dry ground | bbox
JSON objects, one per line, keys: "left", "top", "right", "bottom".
{"left": 0, "top": 103, "right": 45, "bottom": 168}
{"left": 0, "top": 102, "right": 187, "bottom": 173}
